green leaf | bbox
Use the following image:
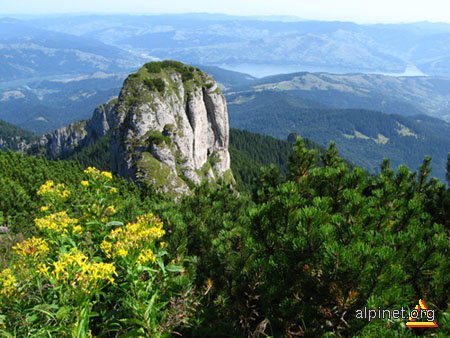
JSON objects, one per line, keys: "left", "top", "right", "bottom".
{"left": 31, "top": 305, "right": 57, "bottom": 321}
{"left": 144, "top": 292, "right": 158, "bottom": 322}
{"left": 56, "top": 306, "right": 71, "bottom": 320}
{"left": 123, "top": 327, "right": 146, "bottom": 336}
{"left": 166, "top": 264, "right": 184, "bottom": 273}
{"left": 105, "top": 221, "right": 124, "bottom": 228}
{"left": 26, "top": 313, "right": 38, "bottom": 324}
{"left": 119, "top": 318, "right": 148, "bottom": 328}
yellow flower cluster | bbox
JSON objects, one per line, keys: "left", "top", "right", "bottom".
{"left": 83, "top": 167, "right": 100, "bottom": 176}
{"left": 35, "top": 211, "right": 81, "bottom": 235}
{"left": 37, "top": 180, "right": 56, "bottom": 195}
{"left": 40, "top": 205, "right": 50, "bottom": 212}
{"left": 36, "top": 262, "right": 50, "bottom": 276}
{"left": 105, "top": 205, "right": 117, "bottom": 215}
{"left": 59, "top": 190, "right": 70, "bottom": 198}
{"left": 137, "top": 249, "right": 156, "bottom": 265}
{"left": 101, "top": 213, "right": 165, "bottom": 262}
{"left": 12, "top": 236, "right": 50, "bottom": 259}
{"left": 101, "top": 171, "right": 113, "bottom": 179}
{"left": 0, "top": 269, "right": 18, "bottom": 301}
{"left": 83, "top": 167, "right": 113, "bottom": 180}
{"left": 80, "top": 180, "right": 89, "bottom": 186}
{"left": 37, "top": 180, "right": 70, "bottom": 198}
{"left": 49, "top": 249, "right": 117, "bottom": 290}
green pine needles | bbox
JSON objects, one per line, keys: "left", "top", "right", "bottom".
{"left": 0, "top": 140, "right": 449, "bottom": 337}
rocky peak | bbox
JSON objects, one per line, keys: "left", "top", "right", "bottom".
{"left": 110, "top": 61, "right": 233, "bottom": 197}
{"left": 27, "top": 61, "right": 233, "bottom": 198}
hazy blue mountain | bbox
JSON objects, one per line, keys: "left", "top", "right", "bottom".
{"left": 0, "top": 17, "right": 143, "bottom": 83}
{"left": 21, "top": 14, "right": 450, "bottom": 77}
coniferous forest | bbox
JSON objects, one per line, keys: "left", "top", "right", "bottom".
{"left": 0, "top": 136, "right": 449, "bottom": 337}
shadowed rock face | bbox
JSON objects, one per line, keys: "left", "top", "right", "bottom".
{"left": 28, "top": 61, "right": 233, "bottom": 197}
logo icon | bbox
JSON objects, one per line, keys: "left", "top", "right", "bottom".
{"left": 406, "top": 299, "right": 438, "bottom": 328}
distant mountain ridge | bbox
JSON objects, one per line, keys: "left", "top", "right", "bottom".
{"left": 227, "top": 72, "right": 450, "bottom": 121}
{"left": 0, "top": 17, "right": 143, "bottom": 83}
{"left": 19, "top": 14, "right": 450, "bottom": 77}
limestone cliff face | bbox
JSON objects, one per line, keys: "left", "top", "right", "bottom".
{"left": 27, "top": 99, "right": 117, "bottom": 158}
{"left": 28, "top": 61, "right": 233, "bottom": 197}
{"left": 110, "top": 61, "right": 232, "bottom": 196}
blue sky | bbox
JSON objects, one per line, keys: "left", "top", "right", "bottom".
{"left": 1, "top": 0, "right": 449, "bottom": 23}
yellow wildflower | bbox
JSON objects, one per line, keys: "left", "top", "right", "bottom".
{"left": 73, "top": 225, "right": 83, "bottom": 234}
{"left": 49, "top": 248, "right": 117, "bottom": 290}
{"left": 84, "top": 166, "right": 100, "bottom": 176}
{"left": 81, "top": 180, "right": 89, "bottom": 186}
{"left": 40, "top": 205, "right": 50, "bottom": 212}
{"left": 160, "top": 241, "right": 168, "bottom": 248}
{"left": 117, "top": 248, "right": 128, "bottom": 257}
{"left": 58, "top": 190, "right": 71, "bottom": 198}
{"left": 110, "top": 187, "right": 117, "bottom": 193}
{"left": 100, "top": 240, "right": 112, "bottom": 257}
{"left": 101, "top": 171, "right": 113, "bottom": 180}
{"left": 37, "top": 180, "right": 70, "bottom": 199}
{"left": 12, "top": 236, "right": 50, "bottom": 259}
{"left": 105, "top": 206, "right": 117, "bottom": 215}
{"left": 101, "top": 213, "right": 167, "bottom": 265}
{"left": 35, "top": 211, "right": 79, "bottom": 235}
{"left": 0, "top": 269, "right": 18, "bottom": 300}
{"left": 137, "top": 249, "right": 156, "bottom": 265}
{"left": 52, "top": 261, "right": 64, "bottom": 279}
{"left": 88, "top": 262, "right": 117, "bottom": 284}
{"left": 36, "top": 263, "right": 50, "bottom": 277}
{"left": 37, "top": 180, "right": 55, "bottom": 195}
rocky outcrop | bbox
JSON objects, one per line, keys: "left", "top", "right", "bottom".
{"left": 287, "top": 132, "right": 300, "bottom": 143}
{"left": 110, "top": 61, "right": 232, "bottom": 197}
{"left": 27, "top": 99, "right": 117, "bottom": 158}
{"left": 28, "top": 61, "right": 233, "bottom": 197}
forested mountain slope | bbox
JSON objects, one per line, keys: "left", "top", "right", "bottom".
{"left": 0, "top": 74, "right": 125, "bottom": 134}
{"left": 0, "top": 119, "right": 38, "bottom": 150}
{"left": 227, "top": 90, "right": 450, "bottom": 182}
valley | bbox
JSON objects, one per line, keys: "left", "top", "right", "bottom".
{"left": 1, "top": 60, "right": 449, "bottom": 182}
